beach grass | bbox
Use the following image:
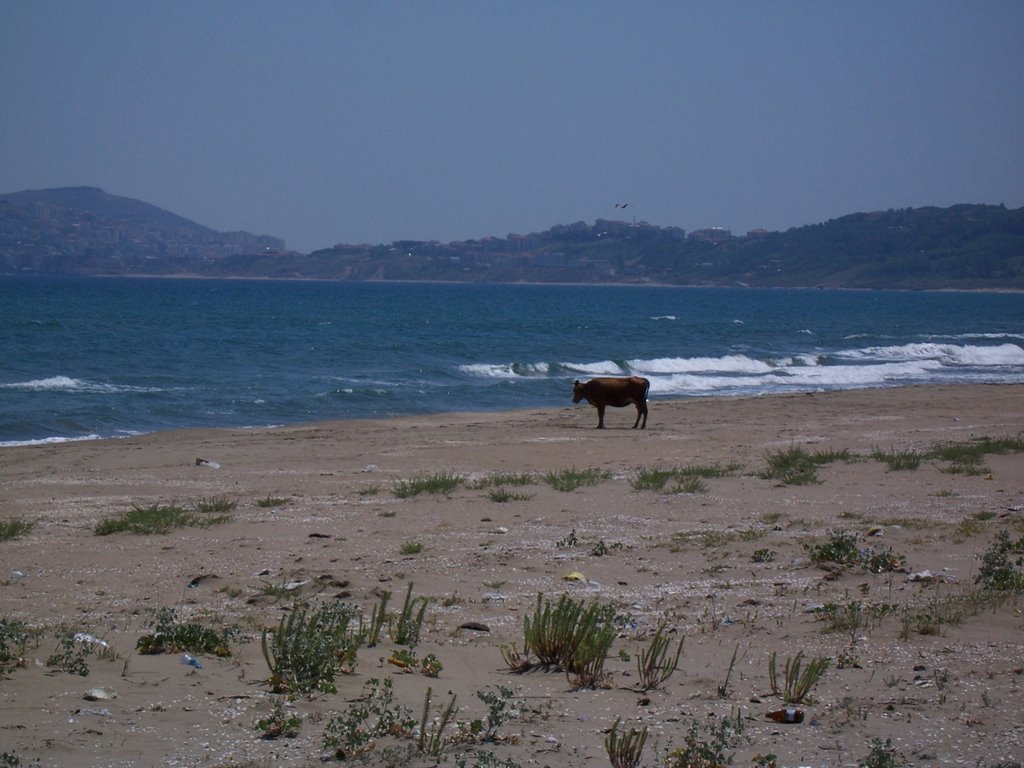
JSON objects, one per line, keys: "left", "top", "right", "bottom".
{"left": 0, "top": 517, "right": 34, "bottom": 542}
{"left": 94, "top": 501, "right": 234, "bottom": 536}
{"left": 543, "top": 467, "right": 612, "bottom": 492}
{"left": 392, "top": 471, "right": 464, "bottom": 498}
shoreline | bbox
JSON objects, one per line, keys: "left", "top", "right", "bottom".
{"left": 7, "top": 271, "right": 1024, "bottom": 293}
{"left": 4, "top": 380, "right": 1023, "bottom": 450}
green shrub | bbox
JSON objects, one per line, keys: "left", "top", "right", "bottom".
{"left": 976, "top": 530, "right": 1024, "bottom": 592}
{"left": 542, "top": 467, "right": 612, "bottom": 492}
{"left": 0, "top": 518, "right": 34, "bottom": 542}
{"left": 323, "top": 677, "right": 416, "bottom": 760}
{"left": 0, "top": 619, "right": 35, "bottom": 678}
{"left": 95, "top": 500, "right": 232, "bottom": 535}
{"left": 807, "top": 531, "right": 862, "bottom": 567}
{"left": 858, "top": 737, "right": 910, "bottom": 768}
{"left": 502, "top": 592, "right": 621, "bottom": 679}
{"left": 871, "top": 447, "right": 922, "bottom": 471}
{"left": 392, "top": 471, "right": 464, "bottom": 498}
{"left": 768, "top": 651, "right": 829, "bottom": 704}
{"left": 664, "top": 713, "right": 745, "bottom": 768}
{"left": 261, "top": 602, "right": 362, "bottom": 694}
{"left": 605, "top": 718, "right": 648, "bottom": 768}
{"left": 635, "top": 625, "right": 684, "bottom": 691}
{"left": 136, "top": 607, "right": 234, "bottom": 657}
{"left": 760, "top": 446, "right": 850, "bottom": 485}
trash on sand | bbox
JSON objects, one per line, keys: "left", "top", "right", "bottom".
{"left": 561, "top": 571, "right": 586, "bottom": 582}
{"left": 181, "top": 654, "right": 203, "bottom": 669}
{"left": 83, "top": 687, "right": 117, "bottom": 701}
{"left": 74, "top": 632, "right": 109, "bottom": 649}
{"left": 195, "top": 457, "right": 220, "bottom": 469}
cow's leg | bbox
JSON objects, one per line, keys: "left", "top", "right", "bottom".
{"left": 639, "top": 400, "right": 648, "bottom": 429}
{"left": 632, "top": 402, "right": 642, "bottom": 429}
{"left": 596, "top": 404, "right": 606, "bottom": 429}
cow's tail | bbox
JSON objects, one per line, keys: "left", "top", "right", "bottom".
{"left": 641, "top": 377, "right": 651, "bottom": 404}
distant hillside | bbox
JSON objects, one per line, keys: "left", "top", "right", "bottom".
{"left": 0, "top": 187, "right": 287, "bottom": 274}
{"left": 1, "top": 187, "right": 1022, "bottom": 289}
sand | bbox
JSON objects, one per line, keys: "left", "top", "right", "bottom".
{"left": 1, "top": 384, "right": 1023, "bottom": 767}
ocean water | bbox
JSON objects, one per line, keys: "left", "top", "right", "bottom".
{"left": 2, "top": 276, "right": 1024, "bottom": 446}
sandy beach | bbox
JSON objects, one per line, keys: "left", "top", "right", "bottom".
{"left": 1, "top": 384, "right": 1023, "bottom": 767}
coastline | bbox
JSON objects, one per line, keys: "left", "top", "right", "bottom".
{"left": 2, "top": 383, "right": 1023, "bottom": 766}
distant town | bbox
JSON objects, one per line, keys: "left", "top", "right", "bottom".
{"left": 2, "top": 187, "right": 1022, "bottom": 290}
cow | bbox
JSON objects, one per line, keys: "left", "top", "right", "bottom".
{"left": 572, "top": 376, "right": 650, "bottom": 429}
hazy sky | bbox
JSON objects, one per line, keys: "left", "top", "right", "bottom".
{"left": 3, "top": 2, "right": 1023, "bottom": 253}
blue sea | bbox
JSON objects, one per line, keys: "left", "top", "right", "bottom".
{"left": 2, "top": 277, "right": 1024, "bottom": 446}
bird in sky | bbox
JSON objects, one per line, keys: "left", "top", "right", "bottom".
{"left": 615, "top": 202, "right": 630, "bottom": 208}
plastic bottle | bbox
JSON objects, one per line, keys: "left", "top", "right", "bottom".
{"left": 765, "top": 708, "right": 804, "bottom": 723}
{"left": 181, "top": 654, "right": 203, "bottom": 669}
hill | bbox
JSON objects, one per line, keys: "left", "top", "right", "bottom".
{"left": 1, "top": 187, "right": 1022, "bottom": 289}
{"left": 0, "top": 187, "right": 286, "bottom": 274}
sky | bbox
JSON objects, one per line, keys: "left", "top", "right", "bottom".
{"left": 3, "top": 2, "right": 1023, "bottom": 254}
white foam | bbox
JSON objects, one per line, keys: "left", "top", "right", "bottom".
{"left": 1, "top": 376, "right": 160, "bottom": 394}
{"left": 561, "top": 361, "right": 625, "bottom": 375}
{"left": 459, "top": 362, "right": 551, "bottom": 379}
{"left": 628, "top": 354, "right": 774, "bottom": 375}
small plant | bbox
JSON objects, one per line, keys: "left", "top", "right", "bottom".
{"left": 470, "top": 472, "right": 535, "bottom": 488}
{"left": 566, "top": 618, "right": 617, "bottom": 690}
{"left": 858, "top": 736, "right": 909, "bottom": 767}
{"left": 976, "top": 530, "right": 1024, "bottom": 592}
{"left": 0, "top": 518, "right": 34, "bottom": 542}
{"left": 630, "top": 466, "right": 678, "bottom": 491}
{"left": 717, "top": 643, "right": 740, "bottom": 698}
{"left": 420, "top": 653, "right": 444, "bottom": 678}
{"left": 418, "top": 686, "right": 458, "bottom": 757}
{"left": 255, "top": 697, "right": 302, "bottom": 739}
{"left": 862, "top": 545, "right": 907, "bottom": 574}
{"left": 605, "top": 718, "right": 648, "bottom": 768}
{"left": 365, "top": 589, "right": 390, "bottom": 647}
{"left": 591, "top": 539, "right": 623, "bottom": 556}
{"left": 257, "top": 495, "right": 290, "bottom": 508}
{"left": 555, "top": 529, "right": 580, "bottom": 548}
{"left": 0, "top": 619, "right": 35, "bottom": 677}
{"left": 768, "top": 651, "right": 829, "bottom": 704}
{"left": 390, "top": 582, "right": 430, "bottom": 646}
{"left": 635, "top": 625, "right": 683, "bottom": 691}
{"left": 752, "top": 548, "right": 776, "bottom": 563}
{"left": 503, "top": 592, "right": 622, "bottom": 676}
{"left": 392, "top": 470, "right": 464, "bottom": 498}
{"left": 871, "top": 447, "right": 922, "bottom": 471}
{"left": 45, "top": 628, "right": 94, "bottom": 676}
{"left": 387, "top": 648, "right": 419, "bottom": 672}
{"left": 807, "top": 531, "right": 862, "bottom": 567}
{"left": 400, "top": 540, "right": 424, "bottom": 555}
{"left": 487, "top": 487, "right": 534, "bottom": 502}
{"left": 0, "top": 752, "right": 42, "bottom": 768}
{"left": 664, "top": 712, "right": 745, "bottom": 768}
{"left": 543, "top": 467, "right": 612, "bottom": 492}
{"left": 261, "top": 601, "right": 362, "bottom": 694}
{"left": 474, "top": 686, "right": 516, "bottom": 742}
{"left": 759, "top": 446, "right": 822, "bottom": 485}
{"left": 671, "top": 475, "right": 708, "bottom": 494}
{"left": 193, "top": 495, "right": 237, "bottom": 513}
{"left": 95, "top": 500, "right": 232, "bottom": 535}
{"left": 322, "top": 677, "right": 416, "bottom": 760}
{"left": 136, "top": 607, "right": 234, "bottom": 657}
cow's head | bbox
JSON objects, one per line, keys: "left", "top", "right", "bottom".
{"left": 572, "top": 380, "right": 585, "bottom": 403}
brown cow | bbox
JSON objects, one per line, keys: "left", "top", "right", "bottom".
{"left": 572, "top": 376, "right": 650, "bottom": 429}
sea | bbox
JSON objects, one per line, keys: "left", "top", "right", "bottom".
{"left": 2, "top": 276, "right": 1024, "bottom": 447}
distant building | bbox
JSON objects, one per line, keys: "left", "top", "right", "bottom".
{"left": 688, "top": 227, "right": 733, "bottom": 243}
